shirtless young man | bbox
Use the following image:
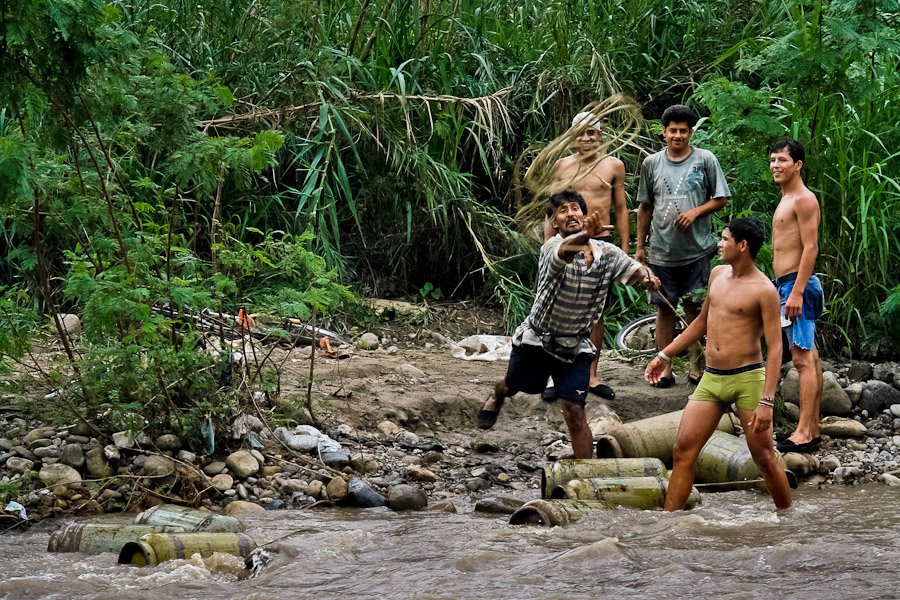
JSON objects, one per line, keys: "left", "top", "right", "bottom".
{"left": 645, "top": 218, "right": 791, "bottom": 510}
{"left": 770, "top": 138, "right": 823, "bottom": 454}
{"left": 541, "top": 112, "right": 630, "bottom": 401}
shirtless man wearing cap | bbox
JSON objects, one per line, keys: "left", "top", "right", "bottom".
{"left": 541, "top": 111, "right": 630, "bottom": 401}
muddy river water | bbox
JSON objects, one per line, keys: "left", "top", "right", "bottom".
{"left": 1, "top": 485, "right": 898, "bottom": 599}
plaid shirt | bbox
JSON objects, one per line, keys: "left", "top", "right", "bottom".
{"left": 513, "top": 235, "right": 641, "bottom": 361}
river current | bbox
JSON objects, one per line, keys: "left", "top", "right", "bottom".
{"left": 1, "top": 485, "right": 898, "bottom": 599}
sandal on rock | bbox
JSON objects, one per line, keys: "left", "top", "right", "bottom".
{"left": 589, "top": 384, "right": 615, "bottom": 400}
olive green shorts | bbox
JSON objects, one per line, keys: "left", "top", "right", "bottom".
{"left": 689, "top": 366, "right": 765, "bottom": 412}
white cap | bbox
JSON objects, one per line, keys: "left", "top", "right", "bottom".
{"left": 572, "top": 111, "right": 602, "bottom": 131}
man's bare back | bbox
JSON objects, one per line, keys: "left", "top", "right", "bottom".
{"left": 772, "top": 187, "right": 819, "bottom": 277}
{"left": 705, "top": 265, "right": 778, "bottom": 369}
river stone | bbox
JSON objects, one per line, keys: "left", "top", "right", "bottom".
{"left": 894, "top": 373, "right": 900, "bottom": 391}
{"left": 406, "top": 465, "right": 439, "bottom": 483}
{"left": 821, "top": 374, "right": 852, "bottom": 416}
{"left": 104, "top": 445, "right": 121, "bottom": 461}
{"left": 783, "top": 402, "right": 800, "bottom": 421}
{"left": 204, "top": 461, "right": 227, "bottom": 476}
{"left": 426, "top": 500, "right": 457, "bottom": 513}
{"left": 847, "top": 362, "right": 873, "bottom": 382}
{"left": 859, "top": 381, "right": 900, "bottom": 414}
{"left": 27, "top": 438, "right": 52, "bottom": 450}
{"left": 237, "top": 483, "right": 249, "bottom": 499}
{"left": 780, "top": 369, "right": 800, "bottom": 404}
{"left": 387, "top": 484, "right": 427, "bottom": 511}
{"left": 350, "top": 456, "right": 381, "bottom": 475}
{"left": 6, "top": 457, "right": 35, "bottom": 474}
{"left": 344, "top": 478, "right": 387, "bottom": 507}
{"left": 781, "top": 452, "right": 819, "bottom": 477}
{"left": 0, "top": 439, "right": 11, "bottom": 452}
{"left": 0, "top": 452, "right": 12, "bottom": 467}
{"left": 846, "top": 383, "right": 864, "bottom": 406}
{"left": 226, "top": 450, "right": 260, "bottom": 478}
{"left": 40, "top": 463, "right": 82, "bottom": 491}
{"left": 177, "top": 450, "right": 197, "bottom": 463}
{"left": 378, "top": 420, "right": 400, "bottom": 437}
{"left": 223, "top": 500, "right": 265, "bottom": 516}
{"left": 873, "top": 362, "right": 897, "bottom": 383}
{"left": 833, "top": 466, "right": 862, "bottom": 484}
{"left": 260, "top": 465, "right": 282, "bottom": 478}
{"left": 72, "top": 499, "right": 104, "bottom": 516}
{"left": 325, "top": 476, "right": 349, "bottom": 501}
{"left": 154, "top": 434, "right": 181, "bottom": 451}
{"left": 71, "top": 421, "right": 93, "bottom": 437}
{"left": 358, "top": 332, "right": 380, "bottom": 350}
{"left": 306, "top": 479, "right": 325, "bottom": 499}
{"left": 280, "top": 479, "right": 307, "bottom": 495}
{"left": 142, "top": 455, "right": 175, "bottom": 477}
{"left": 13, "top": 446, "right": 36, "bottom": 461}
{"left": 820, "top": 417, "right": 868, "bottom": 437}
{"left": 25, "top": 429, "right": 47, "bottom": 445}
{"left": 474, "top": 497, "right": 525, "bottom": 515}
{"left": 396, "top": 364, "right": 426, "bottom": 379}
{"left": 818, "top": 455, "right": 841, "bottom": 474}
{"left": 321, "top": 450, "right": 350, "bottom": 469}
{"left": 56, "top": 313, "right": 81, "bottom": 336}
{"left": 66, "top": 435, "right": 90, "bottom": 445}
{"left": 33, "top": 445, "right": 59, "bottom": 458}
{"left": 882, "top": 473, "right": 900, "bottom": 487}
{"left": 85, "top": 447, "right": 111, "bottom": 478}
{"left": 112, "top": 431, "right": 135, "bottom": 449}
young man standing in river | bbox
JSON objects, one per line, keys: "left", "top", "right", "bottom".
{"left": 541, "top": 111, "right": 631, "bottom": 401}
{"left": 770, "top": 138, "right": 823, "bottom": 454}
{"left": 479, "top": 190, "right": 659, "bottom": 459}
{"left": 645, "top": 218, "right": 792, "bottom": 510}
{"left": 636, "top": 104, "right": 730, "bottom": 388}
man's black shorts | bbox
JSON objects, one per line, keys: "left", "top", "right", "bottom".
{"left": 647, "top": 254, "right": 712, "bottom": 306}
{"left": 505, "top": 344, "right": 592, "bottom": 406}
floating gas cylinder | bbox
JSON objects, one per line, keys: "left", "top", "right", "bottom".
{"left": 541, "top": 457, "right": 667, "bottom": 499}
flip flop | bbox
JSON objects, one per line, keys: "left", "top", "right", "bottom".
{"left": 540, "top": 387, "right": 557, "bottom": 403}
{"left": 477, "top": 409, "right": 499, "bottom": 430}
{"left": 651, "top": 376, "right": 676, "bottom": 389}
{"left": 589, "top": 384, "right": 615, "bottom": 400}
{"left": 688, "top": 374, "right": 702, "bottom": 385}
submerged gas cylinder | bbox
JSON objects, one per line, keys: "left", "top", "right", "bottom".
{"left": 595, "top": 410, "right": 739, "bottom": 466}
{"left": 118, "top": 532, "right": 257, "bottom": 566}
{"left": 509, "top": 499, "right": 615, "bottom": 527}
{"left": 541, "top": 458, "right": 667, "bottom": 499}
{"left": 133, "top": 504, "right": 245, "bottom": 533}
{"left": 695, "top": 430, "right": 797, "bottom": 488}
{"left": 549, "top": 475, "right": 701, "bottom": 510}
{"left": 48, "top": 523, "right": 183, "bottom": 554}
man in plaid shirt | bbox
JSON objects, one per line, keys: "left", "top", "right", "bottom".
{"left": 478, "top": 190, "right": 659, "bottom": 458}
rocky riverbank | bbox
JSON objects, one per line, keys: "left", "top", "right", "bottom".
{"left": 2, "top": 333, "right": 900, "bottom": 526}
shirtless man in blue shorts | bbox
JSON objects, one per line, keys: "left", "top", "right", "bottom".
{"left": 770, "top": 138, "right": 823, "bottom": 454}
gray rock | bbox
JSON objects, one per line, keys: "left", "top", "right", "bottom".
{"left": 821, "top": 373, "right": 852, "bottom": 416}
{"left": 103, "top": 445, "right": 121, "bottom": 461}
{"left": 226, "top": 451, "right": 260, "bottom": 478}
{"left": 819, "top": 417, "right": 868, "bottom": 438}
{"left": 0, "top": 439, "right": 12, "bottom": 452}
{"left": 894, "top": 373, "right": 900, "bottom": 391}
{"left": 517, "top": 460, "right": 538, "bottom": 472}
{"left": 112, "top": 431, "right": 135, "bottom": 449}
{"left": 780, "top": 369, "right": 800, "bottom": 404}
{"left": 85, "top": 448, "right": 111, "bottom": 478}
{"left": 832, "top": 466, "right": 862, "bottom": 484}
{"left": 237, "top": 483, "right": 249, "bottom": 500}
{"left": 39, "top": 463, "right": 82, "bottom": 491}
{"left": 306, "top": 479, "right": 325, "bottom": 500}
{"left": 176, "top": 450, "right": 197, "bottom": 463}
{"left": 203, "top": 461, "right": 227, "bottom": 476}
{"left": 859, "top": 381, "right": 900, "bottom": 414}
{"left": 473, "top": 497, "right": 525, "bottom": 515}
{"left": 387, "top": 484, "right": 427, "bottom": 511}
{"left": 66, "top": 435, "right": 90, "bottom": 445}
{"left": 250, "top": 449, "right": 265, "bottom": 467}
{"left": 33, "top": 446, "right": 59, "bottom": 458}
{"left": 783, "top": 402, "right": 800, "bottom": 421}
{"left": 473, "top": 441, "right": 500, "bottom": 453}
{"left": 321, "top": 450, "right": 350, "bottom": 469}
{"left": 71, "top": 421, "right": 93, "bottom": 437}
{"left": 344, "top": 478, "right": 387, "bottom": 507}
{"left": 358, "top": 332, "right": 380, "bottom": 350}
{"left": 0, "top": 452, "right": 13, "bottom": 467}
{"left": 882, "top": 473, "right": 900, "bottom": 486}
{"left": 847, "top": 362, "right": 873, "bottom": 382}
{"left": 13, "top": 446, "right": 36, "bottom": 461}
{"left": 56, "top": 313, "right": 81, "bottom": 336}
{"left": 465, "top": 477, "right": 491, "bottom": 491}
{"left": 396, "top": 364, "right": 426, "bottom": 379}
{"left": 142, "top": 455, "right": 175, "bottom": 477}
{"left": 211, "top": 473, "right": 234, "bottom": 491}
{"left": 6, "top": 457, "right": 35, "bottom": 474}
{"left": 154, "top": 434, "right": 181, "bottom": 451}
{"left": 846, "top": 383, "right": 864, "bottom": 405}
{"left": 279, "top": 479, "right": 307, "bottom": 495}
{"left": 818, "top": 455, "right": 841, "bottom": 474}
{"left": 28, "top": 438, "right": 52, "bottom": 449}
{"left": 873, "top": 362, "right": 897, "bottom": 383}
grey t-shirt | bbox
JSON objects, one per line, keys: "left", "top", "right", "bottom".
{"left": 637, "top": 148, "right": 731, "bottom": 267}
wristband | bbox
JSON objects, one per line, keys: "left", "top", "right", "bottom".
{"left": 657, "top": 350, "right": 671, "bottom": 363}
{"left": 758, "top": 399, "right": 774, "bottom": 408}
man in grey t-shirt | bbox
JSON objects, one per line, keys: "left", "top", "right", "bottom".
{"left": 636, "top": 104, "right": 731, "bottom": 387}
